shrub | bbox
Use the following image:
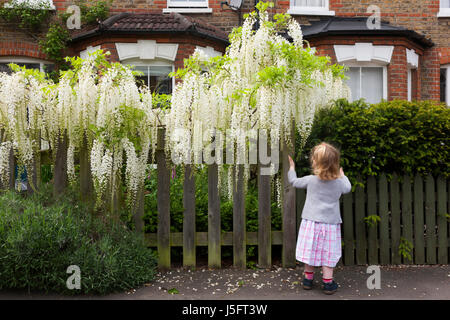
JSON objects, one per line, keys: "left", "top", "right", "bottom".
{"left": 295, "top": 99, "right": 450, "bottom": 185}
{"left": 0, "top": 185, "right": 157, "bottom": 295}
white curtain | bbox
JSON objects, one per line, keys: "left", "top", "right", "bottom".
{"left": 442, "top": 0, "right": 450, "bottom": 8}
{"left": 346, "top": 67, "right": 383, "bottom": 104}
{"left": 294, "top": 0, "right": 325, "bottom": 7}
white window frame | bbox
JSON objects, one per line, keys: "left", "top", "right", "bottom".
{"left": 288, "top": 0, "right": 335, "bottom": 16}
{"left": 442, "top": 64, "right": 450, "bottom": 106}
{"left": 438, "top": 0, "right": 450, "bottom": 17}
{"left": 164, "top": 0, "right": 212, "bottom": 13}
{"left": 342, "top": 61, "right": 388, "bottom": 103}
{"left": 0, "top": 56, "right": 53, "bottom": 73}
{"left": 122, "top": 58, "right": 175, "bottom": 94}
{"left": 406, "top": 48, "right": 419, "bottom": 102}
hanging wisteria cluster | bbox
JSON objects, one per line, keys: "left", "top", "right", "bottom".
{"left": 166, "top": 3, "right": 351, "bottom": 198}
{"left": 0, "top": 52, "right": 164, "bottom": 209}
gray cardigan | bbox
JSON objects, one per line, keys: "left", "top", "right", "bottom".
{"left": 288, "top": 169, "right": 352, "bottom": 224}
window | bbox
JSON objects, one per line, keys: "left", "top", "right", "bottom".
{"left": 164, "top": 0, "right": 212, "bottom": 13}
{"left": 345, "top": 65, "right": 386, "bottom": 104}
{"left": 441, "top": 65, "right": 450, "bottom": 105}
{"left": 0, "top": 57, "right": 54, "bottom": 75}
{"left": 288, "top": 0, "right": 335, "bottom": 16}
{"left": 123, "top": 59, "right": 174, "bottom": 95}
{"left": 438, "top": 0, "right": 450, "bottom": 17}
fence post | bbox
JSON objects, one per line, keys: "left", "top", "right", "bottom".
{"left": 425, "top": 174, "right": 436, "bottom": 264}
{"left": 367, "top": 176, "right": 378, "bottom": 265}
{"left": 355, "top": 177, "right": 366, "bottom": 265}
{"left": 79, "top": 134, "right": 93, "bottom": 202}
{"left": 183, "top": 164, "right": 196, "bottom": 268}
{"left": 281, "top": 133, "right": 296, "bottom": 268}
{"left": 379, "top": 173, "right": 390, "bottom": 264}
{"left": 437, "top": 176, "right": 448, "bottom": 264}
{"left": 343, "top": 191, "right": 354, "bottom": 265}
{"left": 233, "top": 164, "right": 246, "bottom": 269}
{"left": 258, "top": 162, "right": 271, "bottom": 268}
{"left": 391, "top": 173, "right": 401, "bottom": 264}
{"left": 208, "top": 163, "right": 221, "bottom": 268}
{"left": 414, "top": 174, "right": 425, "bottom": 264}
{"left": 53, "top": 132, "right": 68, "bottom": 196}
{"left": 157, "top": 128, "right": 170, "bottom": 269}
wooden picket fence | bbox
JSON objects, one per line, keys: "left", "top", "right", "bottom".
{"left": 144, "top": 162, "right": 450, "bottom": 268}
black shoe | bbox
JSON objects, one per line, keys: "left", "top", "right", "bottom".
{"left": 302, "top": 278, "right": 313, "bottom": 290}
{"left": 322, "top": 280, "right": 338, "bottom": 295}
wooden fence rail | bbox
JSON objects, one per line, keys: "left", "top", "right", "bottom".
{"left": 145, "top": 171, "right": 449, "bottom": 268}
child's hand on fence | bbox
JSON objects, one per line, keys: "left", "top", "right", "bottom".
{"left": 288, "top": 155, "right": 295, "bottom": 171}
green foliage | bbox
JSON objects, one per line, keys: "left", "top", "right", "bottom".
{"left": 0, "top": 185, "right": 158, "bottom": 295}
{"left": 75, "top": 0, "right": 111, "bottom": 25}
{"left": 364, "top": 215, "right": 381, "bottom": 228}
{"left": 143, "top": 165, "right": 282, "bottom": 234}
{"left": 296, "top": 99, "right": 450, "bottom": 186}
{"left": 0, "top": 0, "right": 52, "bottom": 30}
{"left": 398, "top": 237, "right": 414, "bottom": 262}
{"left": 39, "top": 22, "right": 71, "bottom": 65}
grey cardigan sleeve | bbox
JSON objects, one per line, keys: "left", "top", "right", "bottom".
{"left": 288, "top": 169, "right": 311, "bottom": 189}
{"left": 339, "top": 175, "right": 352, "bottom": 194}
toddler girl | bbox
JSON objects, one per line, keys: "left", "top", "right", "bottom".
{"left": 288, "top": 142, "right": 351, "bottom": 295}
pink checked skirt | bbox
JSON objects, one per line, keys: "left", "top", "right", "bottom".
{"left": 296, "top": 219, "right": 342, "bottom": 267}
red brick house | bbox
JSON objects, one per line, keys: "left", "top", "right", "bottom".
{"left": 0, "top": 0, "right": 449, "bottom": 104}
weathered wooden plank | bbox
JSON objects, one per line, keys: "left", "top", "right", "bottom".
{"left": 437, "top": 176, "right": 448, "bottom": 264}
{"left": 281, "top": 136, "right": 296, "bottom": 268}
{"left": 379, "top": 173, "right": 390, "bottom": 264}
{"left": 425, "top": 175, "right": 436, "bottom": 264}
{"left": 413, "top": 175, "right": 425, "bottom": 264}
{"left": 53, "top": 132, "right": 68, "bottom": 196}
{"left": 208, "top": 163, "right": 221, "bottom": 268}
{"left": 355, "top": 179, "right": 366, "bottom": 265}
{"left": 233, "top": 165, "right": 246, "bottom": 269}
{"left": 296, "top": 189, "right": 306, "bottom": 233}
{"left": 183, "top": 165, "right": 196, "bottom": 268}
{"left": 402, "top": 175, "right": 413, "bottom": 264}
{"left": 145, "top": 231, "right": 285, "bottom": 247}
{"left": 391, "top": 173, "right": 401, "bottom": 265}
{"left": 343, "top": 192, "right": 354, "bottom": 265}
{"left": 258, "top": 163, "right": 271, "bottom": 268}
{"left": 133, "top": 186, "right": 145, "bottom": 234}
{"left": 367, "top": 176, "right": 378, "bottom": 265}
{"left": 157, "top": 128, "right": 170, "bottom": 269}
{"left": 79, "top": 135, "right": 93, "bottom": 202}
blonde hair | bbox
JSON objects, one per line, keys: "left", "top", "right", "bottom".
{"left": 310, "top": 142, "right": 341, "bottom": 180}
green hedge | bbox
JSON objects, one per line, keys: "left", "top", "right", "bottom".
{"left": 295, "top": 99, "right": 450, "bottom": 185}
{"left": 0, "top": 185, "right": 158, "bottom": 295}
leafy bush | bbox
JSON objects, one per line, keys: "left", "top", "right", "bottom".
{"left": 0, "top": 185, "right": 157, "bottom": 295}
{"left": 295, "top": 99, "right": 450, "bottom": 185}
{"left": 143, "top": 165, "right": 282, "bottom": 232}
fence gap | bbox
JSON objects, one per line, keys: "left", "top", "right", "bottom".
{"left": 281, "top": 135, "right": 296, "bottom": 268}
{"left": 402, "top": 175, "right": 413, "bottom": 264}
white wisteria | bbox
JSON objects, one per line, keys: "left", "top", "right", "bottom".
{"left": 0, "top": 52, "right": 164, "bottom": 210}
{"left": 166, "top": 3, "right": 351, "bottom": 198}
